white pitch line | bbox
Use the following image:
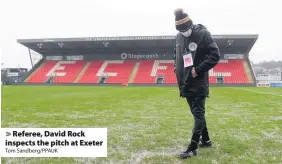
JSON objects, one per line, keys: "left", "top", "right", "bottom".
{"left": 232, "top": 88, "right": 282, "bottom": 97}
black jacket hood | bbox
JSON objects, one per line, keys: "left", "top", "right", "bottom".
{"left": 192, "top": 24, "right": 207, "bottom": 33}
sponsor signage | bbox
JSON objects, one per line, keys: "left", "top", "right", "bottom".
{"left": 224, "top": 54, "right": 244, "bottom": 59}
{"left": 256, "top": 82, "right": 270, "bottom": 87}
{"left": 7, "top": 72, "right": 19, "bottom": 77}
{"left": 84, "top": 36, "right": 175, "bottom": 41}
{"left": 120, "top": 53, "right": 159, "bottom": 60}
{"left": 270, "top": 81, "right": 282, "bottom": 87}
{"left": 46, "top": 56, "right": 84, "bottom": 61}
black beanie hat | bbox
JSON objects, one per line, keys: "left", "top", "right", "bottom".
{"left": 174, "top": 8, "right": 193, "bottom": 31}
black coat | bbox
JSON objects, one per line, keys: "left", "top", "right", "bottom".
{"left": 174, "top": 24, "right": 220, "bottom": 97}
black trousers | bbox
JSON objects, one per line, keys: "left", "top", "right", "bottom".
{"left": 186, "top": 96, "right": 210, "bottom": 143}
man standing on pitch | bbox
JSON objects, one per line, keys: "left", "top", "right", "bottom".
{"left": 173, "top": 8, "right": 220, "bottom": 158}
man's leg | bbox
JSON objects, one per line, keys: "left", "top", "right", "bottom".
{"left": 187, "top": 97, "right": 209, "bottom": 139}
{"left": 198, "top": 98, "right": 212, "bottom": 147}
{"left": 201, "top": 127, "right": 210, "bottom": 142}
{"left": 180, "top": 96, "right": 207, "bottom": 158}
{"left": 187, "top": 96, "right": 200, "bottom": 140}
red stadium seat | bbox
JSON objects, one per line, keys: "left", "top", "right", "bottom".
{"left": 133, "top": 60, "right": 176, "bottom": 84}
{"left": 102, "top": 60, "right": 136, "bottom": 85}
{"left": 134, "top": 60, "right": 155, "bottom": 84}
{"left": 209, "top": 59, "right": 249, "bottom": 84}
{"left": 28, "top": 61, "right": 86, "bottom": 83}
{"left": 51, "top": 61, "right": 86, "bottom": 83}
{"left": 28, "top": 61, "right": 58, "bottom": 83}
{"left": 26, "top": 59, "right": 251, "bottom": 85}
{"left": 79, "top": 60, "right": 136, "bottom": 85}
{"left": 78, "top": 60, "right": 105, "bottom": 83}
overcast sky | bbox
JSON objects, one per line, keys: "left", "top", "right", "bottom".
{"left": 0, "top": 0, "right": 281, "bottom": 68}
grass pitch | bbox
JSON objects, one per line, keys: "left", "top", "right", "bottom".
{"left": 1, "top": 86, "right": 282, "bottom": 164}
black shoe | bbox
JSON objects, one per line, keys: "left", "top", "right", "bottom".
{"left": 198, "top": 139, "right": 212, "bottom": 148}
{"left": 179, "top": 148, "right": 198, "bottom": 159}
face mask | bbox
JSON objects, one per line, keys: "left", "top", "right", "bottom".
{"left": 180, "top": 28, "right": 192, "bottom": 37}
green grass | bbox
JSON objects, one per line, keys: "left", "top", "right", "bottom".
{"left": 1, "top": 86, "right": 282, "bottom": 164}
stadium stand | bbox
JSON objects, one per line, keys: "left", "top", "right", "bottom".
{"left": 28, "top": 61, "right": 57, "bottom": 83}
{"left": 209, "top": 59, "right": 249, "bottom": 84}
{"left": 17, "top": 35, "right": 258, "bottom": 86}
{"left": 1, "top": 68, "right": 28, "bottom": 85}
{"left": 52, "top": 61, "right": 86, "bottom": 83}
{"left": 78, "top": 61, "right": 105, "bottom": 83}
{"left": 100, "top": 60, "right": 136, "bottom": 85}
{"left": 25, "top": 59, "right": 251, "bottom": 84}
{"left": 134, "top": 60, "right": 176, "bottom": 84}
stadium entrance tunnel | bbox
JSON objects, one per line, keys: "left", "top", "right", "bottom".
{"left": 216, "top": 76, "right": 224, "bottom": 84}
{"left": 156, "top": 76, "right": 164, "bottom": 84}
{"left": 99, "top": 76, "right": 107, "bottom": 84}
{"left": 45, "top": 76, "right": 56, "bottom": 84}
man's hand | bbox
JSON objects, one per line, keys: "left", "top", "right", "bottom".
{"left": 191, "top": 67, "right": 197, "bottom": 78}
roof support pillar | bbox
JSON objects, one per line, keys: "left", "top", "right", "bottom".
{"left": 28, "top": 48, "right": 34, "bottom": 68}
